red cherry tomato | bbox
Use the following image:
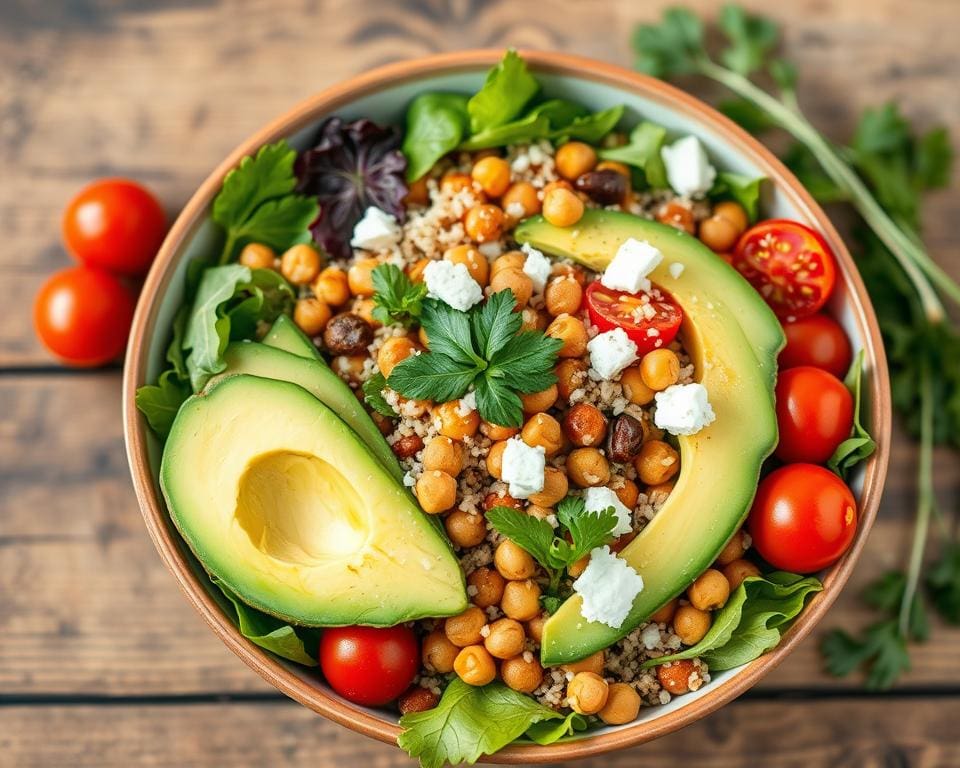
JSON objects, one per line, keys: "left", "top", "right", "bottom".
{"left": 748, "top": 463, "right": 858, "bottom": 573}
{"left": 319, "top": 625, "right": 419, "bottom": 706}
{"left": 584, "top": 281, "right": 683, "bottom": 355}
{"left": 62, "top": 178, "right": 166, "bottom": 277}
{"left": 732, "top": 219, "right": 837, "bottom": 319}
{"left": 780, "top": 313, "right": 852, "bottom": 379}
{"left": 775, "top": 366, "right": 853, "bottom": 464}
{"left": 33, "top": 267, "right": 137, "bottom": 367}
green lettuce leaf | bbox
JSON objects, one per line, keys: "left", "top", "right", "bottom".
{"left": 467, "top": 50, "right": 539, "bottom": 134}
{"left": 828, "top": 349, "right": 878, "bottom": 477}
{"left": 403, "top": 93, "right": 469, "bottom": 181}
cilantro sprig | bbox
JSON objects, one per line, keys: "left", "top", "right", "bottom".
{"left": 386, "top": 290, "right": 562, "bottom": 427}
{"left": 371, "top": 263, "right": 427, "bottom": 327}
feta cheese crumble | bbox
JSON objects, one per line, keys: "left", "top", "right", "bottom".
{"left": 661, "top": 136, "right": 717, "bottom": 197}
{"left": 668, "top": 262, "right": 685, "bottom": 279}
{"left": 350, "top": 206, "right": 402, "bottom": 251}
{"left": 573, "top": 545, "right": 644, "bottom": 629}
{"left": 587, "top": 327, "right": 639, "bottom": 381}
{"left": 654, "top": 382, "right": 716, "bottom": 436}
{"left": 501, "top": 437, "right": 546, "bottom": 499}
{"left": 458, "top": 390, "right": 477, "bottom": 416}
{"left": 583, "top": 486, "right": 632, "bottom": 537}
{"left": 422, "top": 260, "right": 483, "bottom": 312}
{"left": 641, "top": 623, "right": 662, "bottom": 650}
{"left": 601, "top": 238, "right": 663, "bottom": 294}
{"left": 521, "top": 243, "right": 552, "bottom": 293}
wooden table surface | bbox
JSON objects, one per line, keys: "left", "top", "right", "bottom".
{"left": 2, "top": 1, "right": 958, "bottom": 765}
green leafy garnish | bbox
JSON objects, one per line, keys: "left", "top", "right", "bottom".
{"left": 643, "top": 572, "right": 822, "bottom": 671}
{"left": 927, "top": 543, "right": 960, "bottom": 624}
{"left": 598, "top": 121, "right": 669, "bottom": 188}
{"left": 467, "top": 50, "right": 539, "bottom": 135}
{"left": 524, "top": 712, "right": 590, "bottom": 745}
{"left": 402, "top": 93, "right": 470, "bottom": 181}
{"left": 827, "top": 350, "right": 877, "bottom": 477}
{"left": 362, "top": 372, "right": 397, "bottom": 418}
{"left": 462, "top": 102, "right": 624, "bottom": 151}
{"left": 134, "top": 369, "right": 191, "bottom": 439}
{"left": 371, "top": 263, "right": 428, "bottom": 327}
{"left": 708, "top": 171, "right": 765, "bottom": 222}
{"left": 387, "top": 291, "right": 562, "bottom": 427}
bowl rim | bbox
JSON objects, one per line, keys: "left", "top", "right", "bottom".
{"left": 123, "top": 49, "right": 891, "bottom": 763}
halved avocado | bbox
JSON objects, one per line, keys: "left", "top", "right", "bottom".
{"left": 161, "top": 374, "right": 467, "bottom": 626}
{"left": 262, "top": 315, "right": 322, "bottom": 361}
{"left": 515, "top": 211, "right": 784, "bottom": 665}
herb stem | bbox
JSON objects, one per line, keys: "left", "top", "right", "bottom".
{"left": 219, "top": 231, "right": 238, "bottom": 266}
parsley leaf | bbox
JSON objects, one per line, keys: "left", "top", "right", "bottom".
{"left": 557, "top": 496, "right": 621, "bottom": 563}
{"left": 386, "top": 352, "right": 480, "bottom": 403}
{"left": 487, "top": 331, "right": 563, "bottom": 395}
{"left": 632, "top": 8, "right": 705, "bottom": 78}
{"left": 371, "top": 264, "right": 427, "bottom": 327}
{"left": 485, "top": 507, "right": 556, "bottom": 567}
{"left": 717, "top": 4, "right": 779, "bottom": 76}
{"left": 473, "top": 374, "right": 525, "bottom": 428}
{"left": 419, "top": 298, "right": 484, "bottom": 367}
{"left": 598, "top": 122, "right": 669, "bottom": 189}
{"left": 467, "top": 49, "right": 539, "bottom": 134}
{"left": 927, "top": 544, "right": 960, "bottom": 624}
{"left": 470, "top": 289, "right": 521, "bottom": 359}
{"left": 828, "top": 350, "right": 877, "bottom": 477}
{"left": 361, "top": 373, "right": 397, "bottom": 418}
{"left": 822, "top": 620, "right": 911, "bottom": 691}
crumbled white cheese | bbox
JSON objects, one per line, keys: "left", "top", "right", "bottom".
{"left": 422, "top": 260, "right": 483, "bottom": 312}
{"left": 587, "top": 328, "right": 639, "bottom": 381}
{"left": 583, "top": 486, "right": 632, "bottom": 537}
{"left": 654, "top": 382, "right": 716, "bottom": 436}
{"left": 601, "top": 238, "right": 663, "bottom": 294}
{"left": 350, "top": 206, "right": 402, "bottom": 251}
{"left": 669, "top": 262, "right": 685, "bottom": 279}
{"left": 573, "top": 545, "right": 644, "bottom": 629}
{"left": 458, "top": 390, "right": 477, "bottom": 416}
{"left": 521, "top": 243, "right": 552, "bottom": 293}
{"left": 501, "top": 437, "right": 546, "bottom": 499}
{"left": 478, "top": 241, "right": 502, "bottom": 259}
{"left": 402, "top": 471, "right": 416, "bottom": 488}
{"left": 661, "top": 135, "right": 717, "bottom": 197}
{"left": 641, "top": 623, "right": 662, "bottom": 650}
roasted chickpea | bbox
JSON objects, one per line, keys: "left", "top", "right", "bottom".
{"left": 404, "top": 175, "right": 430, "bottom": 206}
{"left": 468, "top": 567, "right": 506, "bottom": 609}
{"left": 649, "top": 598, "right": 678, "bottom": 625}
{"left": 555, "top": 359, "right": 588, "bottom": 401}
{"left": 422, "top": 629, "right": 459, "bottom": 673}
{"left": 673, "top": 605, "right": 711, "bottom": 646}
{"left": 526, "top": 504, "right": 554, "bottom": 521}
{"left": 556, "top": 141, "right": 598, "bottom": 181}
{"left": 481, "top": 421, "right": 519, "bottom": 441}
{"left": 544, "top": 275, "right": 583, "bottom": 317}
{"left": 614, "top": 478, "right": 640, "bottom": 510}
{"left": 526, "top": 614, "right": 547, "bottom": 643}
{"left": 634, "top": 440, "right": 680, "bottom": 486}
{"left": 441, "top": 172, "right": 478, "bottom": 197}
{"left": 347, "top": 257, "right": 379, "bottom": 297}
{"left": 464, "top": 203, "right": 505, "bottom": 243}
{"left": 471, "top": 156, "right": 511, "bottom": 197}
{"left": 279, "top": 243, "right": 322, "bottom": 285}
{"left": 527, "top": 467, "right": 568, "bottom": 507}
{"left": 562, "top": 650, "right": 605, "bottom": 676}
{"left": 484, "top": 492, "right": 523, "bottom": 512}
{"left": 490, "top": 250, "right": 526, "bottom": 279}
{"left": 521, "top": 413, "right": 563, "bottom": 457}
{"left": 435, "top": 400, "right": 480, "bottom": 440}
{"left": 640, "top": 349, "right": 681, "bottom": 391}
{"left": 293, "top": 297, "right": 332, "bottom": 336}
{"left": 391, "top": 434, "right": 424, "bottom": 460}
{"left": 542, "top": 186, "right": 584, "bottom": 227}
{"left": 501, "top": 181, "right": 541, "bottom": 221}
{"left": 546, "top": 313, "right": 588, "bottom": 358}
{"left": 398, "top": 396, "right": 432, "bottom": 419}
{"left": 239, "top": 242, "right": 276, "bottom": 270}
{"left": 416, "top": 470, "right": 457, "bottom": 514}
{"left": 377, "top": 336, "right": 417, "bottom": 378}
{"left": 567, "top": 554, "right": 589, "bottom": 579}
{"left": 443, "top": 244, "right": 490, "bottom": 287}
{"left": 657, "top": 660, "right": 696, "bottom": 695}
{"left": 351, "top": 297, "right": 381, "bottom": 328}
{"left": 550, "top": 262, "right": 588, "bottom": 286}
{"left": 567, "top": 672, "right": 609, "bottom": 715}
{"left": 422, "top": 435, "right": 464, "bottom": 476}
{"left": 713, "top": 200, "right": 749, "bottom": 234}
{"left": 688, "top": 569, "right": 731, "bottom": 611}
{"left": 445, "top": 606, "right": 487, "bottom": 647}
{"left": 723, "top": 558, "right": 761, "bottom": 591}
{"left": 699, "top": 214, "right": 740, "bottom": 253}
{"left": 563, "top": 403, "right": 608, "bottom": 447}
{"left": 519, "top": 384, "right": 558, "bottom": 414}
{"left": 501, "top": 579, "right": 541, "bottom": 621}
{"left": 716, "top": 530, "right": 748, "bottom": 566}
{"left": 655, "top": 201, "right": 695, "bottom": 235}
{"left": 494, "top": 539, "right": 536, "bottom": 581}
{"left": 446, "top": 511, "right": 488, "bottom": 549}
{"left": 398, "top": 686, "right": 439, "bottom": 714}
{"left": 310, "top": 266, "right": 349, "bottom": 308}
{"left": 519, "top": 307, "right": 548, "bottom": 332}
{"left": 620, "top": 366, "right": 656, "bottom": 405}
{"left": 542, "top": 179, "right": 573, "bottom": 196}
{"left": 332, "top": 354, "right": 366, "bottom": 386}
{"left": 567, "top": 447, "right": 611, "bottom": 488}
{"left": 406, "top": 258, "right": 430, "bottom": 285}
{"left": 486, "top": 439, "right": 509, "bottom": 479}
{"left": 599, "top": 683, "right": 642, "bottom": 725}
{"left": 454, "top": 645, "right": 497, "bottom": 686}
{"left": 484, "top": 618, "right": 526, "bottom": 659}
{"left": 489, "top": 267, "right": 534, "bottom": 309}
{"left": 501, "top": 654, "right": 543, "bottom": 694}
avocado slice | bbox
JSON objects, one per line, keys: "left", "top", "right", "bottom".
{"left": 161, "top": 374, "right": 468, "bottom": 626}
{"left": 262, "top": 315, "right": 322, "bottom": 361}
{"left": 515, "top": 211, "right": 784, "bottom": 665}
{"left": 206, "top": 341, "right": 404, "bottom": 484}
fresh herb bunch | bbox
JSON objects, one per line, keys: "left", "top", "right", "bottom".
{"left": 633, "top": 5, "right": 959, "bottom": 688}
{"left": 386, "top": 290, "right": 562, "bottom": 427}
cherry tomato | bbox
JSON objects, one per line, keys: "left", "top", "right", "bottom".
{"left": 33, "top": 267, "right": 137, "bottom": 367}
{"left": 748, "top": 464, "right": 858, "bottom": 573}
{"left": 775, "top": 366, "right": 853, "bottom": 464}
{"left": 319, "top": 625, "right": 419, "bottom": 706}
{"left": 62, "top": 178, "right": 166, "bottom": 277}
{"left": 732, "top": 219, "right": 837, "bottom": 319}
{"left": 780, "top": 313, "right": 852, "bottom": 379}
{"left": 584, "top": 281, "right": 682, "bottom": 355}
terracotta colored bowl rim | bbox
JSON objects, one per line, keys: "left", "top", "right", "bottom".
{"left": 123, "top": 50, "right": 891, "bottom": 762}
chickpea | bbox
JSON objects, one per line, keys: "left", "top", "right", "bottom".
{"left": 648, "top": 480, "right": 675, "bottom": 498}
{"left": 312, "top": 266, "right": 350, "bottom": 308}
{"left": 716, "top": 530, "right": 748, "bottom": 566}
{"left": 673, "top": 605, "right": 711, "bottom": 646}
{"left": 480, "top": 421, "right": 519, "bottom": 441}
{"left": 655, "top": 201, "right": 695, "bottom": 235}
{"left": 415, "top": 470, "right": 457, "bottom": 514}
{"left": 422, "top": 629, "right": 460, "bottom": 674}
{"left": 494, "top": 539, "right": 536, "bottom": 581}
{"left": 551, "top": 262, "right": 587, "bottom": 286}
{"left": 501, "top": 181, "right": 541, "bottom": 222}
{"left": 657, "top": 660, "right": 695, "bottom": 695}
{"left": 567, "top": 554, "right": 589, "bottom": 579}
{"left": 562, "top": 650, "right": 605, "bottom": 676}
{"left": 723, "top": 558, "right": 761, "bottom": 591}
{"left": 239, "top": 242, "right": 276, "bottom": 270}
{"left": 486, "top": 439, "right": 509, "bottom": 479}
{"left": 280, "top": 243, "right": 322, "bottom": 285}
{"left": 640, "top": 349, "right": 681, "bottom": 391}
{"left": 444, "top": 244, "right": 490, "bottom": 287}
{"left": 467, "top": 567, "right": 506, "bottom": 609}
{"left": 519, "top": 384, "right": 558, "bottom": 414}
{"left": 445, "top": 606, "right": 487, "bottom": 647}
{"left": 347, "top": 257, "right": 379, "bottom": 297}
{"left": 398, "top": 686, "right": 439, "bottom": 714}
{"left": 351, "top": 297, "right": 380, "bottom": 328}
{"left": 649, "top": 598, "right": 678, "bottom": 625}
{"left": 566, "top": 672, "right": 609, "bottom": 715}
{"left": 464, "top": 203, "right": 505, "bottom": 243}
{"left": 614, "top": 478, "right": 640, "bottom": 510}
{"left": 545, "top": 276, "right": 583, "bottom": 317}
{"left": 521, "top": 413, "right": 563, "bottom": 457}
{"left": 446, "top": 510, "right": 488, "bottom": 549}
{"left": 501, "top": 579, "right": 541, "bottom": 621}
{"left": 501, "top": 654, "right": 544, "bottom": 694}
{"left": 556, "top": 141, "right": 598, "bottom": 181}
{"left": 688, "top": 569, "right": 730, "bottom": 611}
{"left": 526, "top": 504, "right": 554, "bottom": 521}
{"left": 528, "top": 467, "right": 569, "bottom": 507}
{"left": 422, "top": 435, "right": 464, "bottom": 476}
{"left": 620, "top": 366, "right": 656, "bottom": 406}
{"left": 377, "top": 336, "right": 417, "bottom": 378}
{"left": 555, "top": 359, "right": 587, "bottom": 401}
{"left": 441, "top": 171, "right": 478, "bottom": 197}
{"left": 526, "top": 614, "right": 547, "bottom": 643}
{"left": 293, "top": 297, "right": 332, "bottom": 336}
{"left": 435, "top": 400, "right": 480, "bottom": 440}
{"left": 563, "top": 403, "right": 608, "bottom": 447}
{"left": 471, "top": 156, "right": 511, "bottom": 197}
{"left": 404, "top": 175, "right": 430, "bottom": 206}
{"left": 542, "top": 179, "right": 574, "bottom": 196}
{"left": 489, "top": 267, "right": 534, "bottom": 309}
{"left": 398, "top": 396, "right": 432, "bottom": 419}
{"left": 490, "top": 250, "right": 526, "bottom": 279}
{"left": 542, "top": 186, "right": 585, "bottom": 227}
{"left": 599, "top": 683, "right": 642, "bottom": 725}
{"left": 521, "top": 308, "right": 550, "bottom": 333}
{"left": 546, "top": 314, "right": 588, "bottom": 358}
{"left": 699, "top": 214, "right": 740, "bottom": 253}
{"left": 567, "top": 447, "right": 611, "bottom": 488}
{"left": 713, "top": 200, "right": 749, "bottom": 234}
{"left": 392, "top": 434, "right": 424, "bottom": 460}
{"left": 634, "top": 440, "right": 680, "bottom": 486}
{"left": 484, "top": 492, "right": 523, "bottom": 512}
{"left": 454, "top": 645, "right": 497, "bottom": 686}
{"left": 483, "top": 618, "right": 526, "bottom": 659}
{"left": 332, "top": 354, "right": 366, "bottom": 386}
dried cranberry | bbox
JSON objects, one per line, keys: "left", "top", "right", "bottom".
{"left": 574, "top": 169, "right": 628, "bottom": 206}
{"left": 607, "top": 413, "right": 645, "bottom": 463}
{"left": 323, "top": 312, "right": 373, "bottom": 355}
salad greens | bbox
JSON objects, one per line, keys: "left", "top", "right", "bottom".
{"left": 708, "top": 171, "right": 764, "bottom": 222}
{"left": 362, "top": 372, "right": 397, "bottom": 418}
{"left": 371, "top": 263, "right": 427, "bottom": 327}
{"left": 827, "top": 351, "right": 877, "bottom": 478}
{"left": 597, "top": 121, "right": 668, "bottom": 188}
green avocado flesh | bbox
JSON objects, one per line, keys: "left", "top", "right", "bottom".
{"left": 161, "top": 375, "right": 467, "bottom": 626}
{"left": 262, "top": 315, "right": 322, "bottom": 361}
{"left": 515, "top": 211, "right": 784, "bottom": 665}
{"left": 206, "top": 341, "right": 404, "bottom": 484}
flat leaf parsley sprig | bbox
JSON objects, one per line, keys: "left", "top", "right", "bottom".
{"left": 386, "top": 290, "right": 562, "bottom": 428}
